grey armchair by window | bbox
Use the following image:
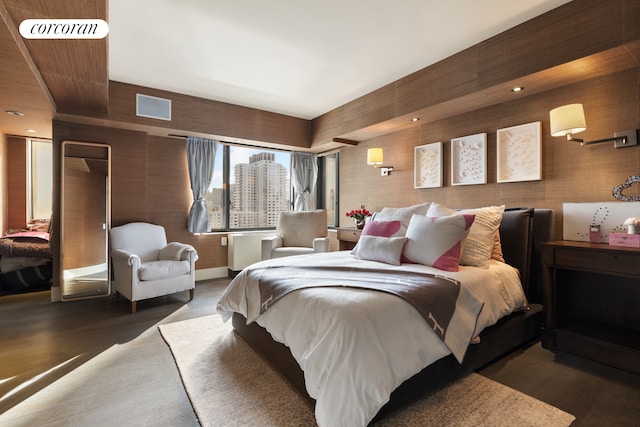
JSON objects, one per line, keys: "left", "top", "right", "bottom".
{"left": 110, "top": 222, "right": 198, "bottom": 313}
{"left": 261, "top": 210, "right": 329, "bottom": 260}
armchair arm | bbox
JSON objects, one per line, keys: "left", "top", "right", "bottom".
{"left": 111, "top": 248, "right": 141, "bottom": 268}
{"left": 261, "top": 236, "right": 283, "bottom": 260}
{"left": 110, "top": 249, "right": 141, "bottom": 298}
{"left": 313, "top": 237, "right": 330, "bottom": 253}
{"left": 180, "top": 246, "right": 198, "bottom": 269}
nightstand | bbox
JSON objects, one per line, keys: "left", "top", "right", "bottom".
{"left": 336, "top": 228, "right": 362, "bottom": 251}
{"left": 541, "top": 241, "right": 640, "bottom": 374}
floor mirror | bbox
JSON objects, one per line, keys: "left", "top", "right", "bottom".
{"left": 60, "top": 141, "right": 111, "bottom": 300}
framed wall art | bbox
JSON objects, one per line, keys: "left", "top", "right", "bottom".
{"left": 451, "top": 133, "right": 487, "bottom": 186}
{"left": 414, "top": 142, "right": 443, "bottom": 188}
{"left": 497, "top": 121, "right": 542, "bottom": 183}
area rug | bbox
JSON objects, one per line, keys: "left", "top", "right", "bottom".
{"left": 159, "top": 315, "right": 575, "bottom": 427}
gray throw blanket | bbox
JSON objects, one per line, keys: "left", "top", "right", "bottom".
{"left": 255, "top": 265, "right": 484, "bottom": 362}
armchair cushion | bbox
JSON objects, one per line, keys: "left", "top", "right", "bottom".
{"left": 271, "top": 247, "right": 315, "bottom": 258}
{"left": 139, "top": 260, "right": 190, "bottom": 281}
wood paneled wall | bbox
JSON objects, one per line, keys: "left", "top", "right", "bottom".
{"left": 51, "top": 121, "right": 225, "bottom": 288}
{"left": 311, "top": 0, "right": 640, "bottom": 147}
{"left": 339, "top": 69, "right": 640, "bottom": 239}
{"left": 0, "top": 131, "right": 5, "bottom": 233}
{"left": 104, "top": 82, "right": 311, "bottom": 150}
{"left": 6, "top": 135, "right": 27, "bottom": 230}
{"left": 39, "top": 0, "right": 639, "bottom": 288}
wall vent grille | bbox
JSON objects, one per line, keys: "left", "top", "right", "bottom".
{"left": 136, "top": 94, "right": 171, "bottom": 121}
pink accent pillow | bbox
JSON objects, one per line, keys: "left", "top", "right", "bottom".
{"left": 351, "top": 220, "right": 404, "bottom": 255}
{"left": 402, "top": 214, "right": 475, "bottom": 272}
{"left": 362, "top": 220, "right": 403, "bottom": 237}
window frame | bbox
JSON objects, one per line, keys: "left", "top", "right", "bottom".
{"left": 205, "top": 143, "right": 339, "bottom": 233}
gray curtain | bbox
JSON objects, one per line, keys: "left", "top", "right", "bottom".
{"left": 186, "top": 137, "right": 218, "bottom": 232}
{"left": 291, "top": 152, "right": 318, "bottom": 211}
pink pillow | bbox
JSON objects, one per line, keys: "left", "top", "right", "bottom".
{"left": 361, "top": 220, "right": 403, "bottom": 237}
{"left": 402, "top": 214, "right": 475, "bottom": 272}
{"left": 351, "top": 220, "right": 404, "bottom": 255}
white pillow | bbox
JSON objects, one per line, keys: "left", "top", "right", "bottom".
{"left": 373, "top": 202, "right": 432, "bottom": 231}
{"left": 427, "top": 203, "right": 505, "bottom": 268}
{"left": 403, "top": 214, "right": 474, "bottom": 272}
{"left": 353, "top": 235, "right": 408, "bottom": 265}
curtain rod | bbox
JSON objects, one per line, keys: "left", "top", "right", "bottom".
{"left": 167, "top": 133, "right": 317, "bottom": 154}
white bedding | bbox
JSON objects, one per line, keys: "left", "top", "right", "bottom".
{"left": 217, "top": 251, "right": 526, "bottom": 427}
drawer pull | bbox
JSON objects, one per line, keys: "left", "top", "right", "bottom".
{"left": 611, "top": 255, "right": 618, "bottom": 262}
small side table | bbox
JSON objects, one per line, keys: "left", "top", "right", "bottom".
{"left": 336, "top": 228, "right": 362, "bottom": 251}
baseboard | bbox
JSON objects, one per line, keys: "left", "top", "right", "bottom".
{"left": 50, "top": 286, "right": 61, "bottom": 302}
{"left": 195, "top": 267, "right": 228, "bottom": 281}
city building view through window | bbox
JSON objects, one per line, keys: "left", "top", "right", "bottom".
{"left": 206, "top": 145, "right": 291, "bottom": 230}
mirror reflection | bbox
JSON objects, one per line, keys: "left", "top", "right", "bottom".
{"left": 61, "top": 141, "right": 111, "bottom": 300}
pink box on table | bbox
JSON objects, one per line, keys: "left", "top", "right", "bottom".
{"left": 608, "top": 233, "right": 640, "bottom": 248}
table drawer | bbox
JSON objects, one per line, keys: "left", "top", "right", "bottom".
{"left": 554, "top": 247, "right": 640, "bottom": 276}
{"left": 337, "top": 229, "right": 361, "bottom": 242}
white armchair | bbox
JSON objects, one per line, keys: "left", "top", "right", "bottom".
{"left": 261, "top": 210, "right": 330, "bottom": 260}
{"left": 110, "top": 222, "right": 198, "bottom": 313}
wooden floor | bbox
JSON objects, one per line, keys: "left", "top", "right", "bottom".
{"left": 0, "top": 278, "right": 638, "bottom": 426}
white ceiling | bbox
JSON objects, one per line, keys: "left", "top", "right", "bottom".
{"left": 108, "top": 0, "right": 572, "bottom": 120}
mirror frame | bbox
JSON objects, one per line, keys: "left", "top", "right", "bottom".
{"left": 60, "top": 140, "right": 112, "bottom": 301}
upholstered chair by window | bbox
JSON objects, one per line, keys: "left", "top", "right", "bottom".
{"left": 110, "top": 222, "right": 198, "bottom": 313}
{"left": 261, "top": 210, "right": 329, "bottom": 260}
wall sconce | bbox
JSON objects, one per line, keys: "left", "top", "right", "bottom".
{"left": 549, "top": 103, "right": 638, "bottom": 148}
{"left": 367, "top": 148, "right": 394, "bottom": 176}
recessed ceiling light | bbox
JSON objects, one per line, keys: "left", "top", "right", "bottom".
{"left": 25, "top": 129, "right": 37, "bottom": 133}
{"left": 5, "top": 110, "right": 24, "bottom": 116}
{"left": 410, "top": 117, "right": 420, "bottom": 122}
{"left": 511, "top": 86, "right": 524, "bottom": 92}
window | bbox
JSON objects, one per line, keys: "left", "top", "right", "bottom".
{"left": 206, "top": 144, "right": 291, "bottom": 231}
{"left": 28, "top": 139, "right": 52, "bottom": 221}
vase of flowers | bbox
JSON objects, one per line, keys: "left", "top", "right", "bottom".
{"left": 346, "top": 207, "right": 372, "bottom": 229}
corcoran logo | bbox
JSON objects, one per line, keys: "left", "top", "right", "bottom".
{"left": 19, "top": 19, "right": 109, "bottom": 39}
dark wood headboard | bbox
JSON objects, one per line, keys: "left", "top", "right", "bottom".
{"left": 499, "top": 208, "right": 554, "bottom": 305}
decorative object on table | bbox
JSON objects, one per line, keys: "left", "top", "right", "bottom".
{"left": 497, "top": 121, "right": 542, "bottom": 183}
{"left": 608, "top": 232, "right": 640, "bottom": 248}
{"left": 589, "top": 225, "right": 601, "bottom": 243}
{"left": 623, "top": 217, "right": 640, "bottom": 234}
{"left": 563, "top": 202, "right": 640, "bottom": 243}
{"left": 414, "top": 142, "right": 443, "bottom": 188}
{"left": 612, "top": 176, "right": 640, "bottom": 202}
{"left": 451, "top": 133, "right": 487, "bottom": 186}
{"left": 346, "top": 207, "right": 372, "bottom": 229}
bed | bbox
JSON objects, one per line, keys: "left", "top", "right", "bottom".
{"left": 0, "top": 222, "right": 53, "bottom": 294}
{"left": 217, "top": 206, "right": 554, "bottom": 426}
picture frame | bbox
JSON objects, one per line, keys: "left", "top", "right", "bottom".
{"left": 451, "top": 133, "right": 487, "bottom": 186}
{"left": 496, "top": 121, "right": 542, "bottom": 183}
{"left": 414, "top": 142, "right": 443, "bottom": 188}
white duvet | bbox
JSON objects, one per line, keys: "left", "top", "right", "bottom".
{"left": 217, "top": 251, "right": 526, "bottom": 427}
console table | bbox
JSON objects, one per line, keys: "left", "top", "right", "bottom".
{"left": 336, "top": 228, "right": 361, "bottom": 251}
{"left": 541, "top": 241, "right": 640, "bottom": 374}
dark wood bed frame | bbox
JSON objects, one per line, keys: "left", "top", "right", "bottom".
{"left": 231, "top": 208, "right": 554, "bottom": 421}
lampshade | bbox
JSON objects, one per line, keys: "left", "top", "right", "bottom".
{"left": 367, "top": 148, "right": 383, "bottom": 165}
{"left": 550, "top": 103, "right": 587, "bottom": 137}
